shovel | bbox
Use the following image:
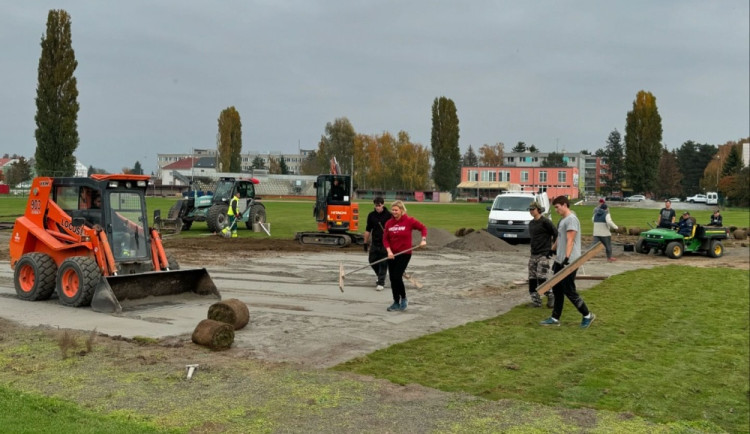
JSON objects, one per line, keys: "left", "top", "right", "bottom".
{"left": 338, "top": 245, "right": 420, "bottom": 292}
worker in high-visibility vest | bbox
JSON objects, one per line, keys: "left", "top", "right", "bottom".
{"left": 221, "top": 191, "right": 241, "bottom": 238}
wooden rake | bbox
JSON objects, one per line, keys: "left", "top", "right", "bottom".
{"left": 338, "top": 245, "right": 422, "bottom": 292}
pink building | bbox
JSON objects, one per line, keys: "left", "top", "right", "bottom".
{"left": 458, "top": 166, "right": 579, "bottom": 199}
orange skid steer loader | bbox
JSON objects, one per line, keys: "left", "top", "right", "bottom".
{"left": 9, "top": 175, "right": 219, "bottom": 313}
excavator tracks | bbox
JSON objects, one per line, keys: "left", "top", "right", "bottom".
{"left": 295, "top": 232, "right": 363, "bottom": 247}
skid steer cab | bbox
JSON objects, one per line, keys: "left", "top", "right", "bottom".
{"left": 9, "top": 175, "right": 219, "bottom": 313}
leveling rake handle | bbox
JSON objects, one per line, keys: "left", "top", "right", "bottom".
{"left": 338, "top": 245, "right": 418, "bottom": 292}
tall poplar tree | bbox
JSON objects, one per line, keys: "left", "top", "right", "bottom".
{"left": 624, "top": 90, "right": 663, "bottom": 193}
{"left": 217, "top": 106, "right": 242, "bottom": 172}
{"left": 430, "top": 96, "right": 460, "bottom": 191}
{"left": 34, "top": 9, "right": 80, "bottom": 177}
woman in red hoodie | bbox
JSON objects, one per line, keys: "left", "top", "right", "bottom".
{"left": 383, "top": 200, "right": 427, "bottom": 312}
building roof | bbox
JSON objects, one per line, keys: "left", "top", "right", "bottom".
{"left": 163, "top": 157, "right": 197, "bottom": 170}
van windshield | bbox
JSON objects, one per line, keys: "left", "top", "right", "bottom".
{"left": 491, "top": 196, "right": 533, "bottom": 211}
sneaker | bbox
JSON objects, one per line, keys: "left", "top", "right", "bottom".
{"left": 581, "top": 313, "right": 596, "bottom": 329}
{"left": 539, "top": 317, "right": 560, "bottom": 326}
{"left": 530, "top": 292, "right": 542, "bottom": 307}
{"left": 399, "top": 298, "right": 408, "bottom": 311}
{"left": 376, "top": 285, "right": 384, "bottom": 291}
{"left": 546, "top": 292, "right": 555, "bottom": 308}
{"left": 607, "top": 257, "right": 617, "bottom": 262}
{"left": 387, "top": 302, "right": 400, "bottom": 312}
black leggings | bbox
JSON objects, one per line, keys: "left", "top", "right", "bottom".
{"left": 387, "top": 254, "right": 411, "bottom": 303}
{"left": 551, "top": 262, "right": 590, "bottom": 320}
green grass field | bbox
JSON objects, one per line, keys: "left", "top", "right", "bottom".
{"left": 2, "top": 195, "right": 747, "bottom": 239}
{"left": 335, "top": 266, "right": 750, "bottom": 432}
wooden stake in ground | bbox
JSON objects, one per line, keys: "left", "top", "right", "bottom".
{"left": 536, "top": 243, "right": 604, "bottom": 295}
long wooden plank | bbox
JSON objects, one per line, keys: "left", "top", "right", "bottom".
{"left": 536, "top": 243, "right": 604, "bottom": 295}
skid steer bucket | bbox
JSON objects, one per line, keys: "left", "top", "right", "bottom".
{"left": 91, "top": 268, "right": 220, "bottom": 313}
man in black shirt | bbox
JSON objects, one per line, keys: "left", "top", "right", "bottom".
{"left": 527, "top": 201, "right": 558, "bottom": 308}
{"left": 658, "top": 200, "right": 676, "bottom": 228}
{"left": 363, "top": 197, "right": 392, "bottom": 291}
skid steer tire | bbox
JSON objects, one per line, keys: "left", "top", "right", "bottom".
{"left": 56, "top": 257, "right": 100, "bottom": 307}
{"left": 245, "top": 204, "right": 267, "bottom": 230}
{"left": 181, "top": 220, "right": 193, "bottom": 231}
{"left": 207, "top": 204, "right": 228, "bottom": 233}
{"left": 14, "top": 253, "right": 58, "bottom": 301}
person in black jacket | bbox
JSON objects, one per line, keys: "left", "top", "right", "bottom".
{"left": 363, "top": 197, "right": 392, "bottom": 291}
{"left": 708, "top": 209, "right": 723, "bottom": 227}
{"left": 527, "top": 201, "right": 558, "bottom": 308}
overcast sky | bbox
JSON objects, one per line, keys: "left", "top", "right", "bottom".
{"left": 3, "top": 1, "right": 748, "bottom": 174}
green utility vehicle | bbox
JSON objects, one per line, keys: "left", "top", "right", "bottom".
{"left": 636, "top": 223, "right": 729, "bottom": 259}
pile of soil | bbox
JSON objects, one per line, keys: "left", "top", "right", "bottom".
{"left": 445, "top": 229, "right": 524, "bottom": 252}
{"left": 412, "top": 227, "right": 457, "bottom": 248}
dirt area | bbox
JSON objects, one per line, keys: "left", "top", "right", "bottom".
{"left": 0, "top": 224, "right": 748, "bottom": 431}
{"left": 1, "top": 227, "right": 748, "bottom": 369}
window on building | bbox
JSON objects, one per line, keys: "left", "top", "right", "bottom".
{"left": 521, "top": 171, "right": 529, "bottom": 182}
{"left": 481, "top": 170, "right": 497, "bottom": 182}
{"left": 507, "top": 157, "right": 514, "bottom": 163}
{"left": 558, "top": 171, "right": 567, "bottom": 183}
{"left": 467, "top": 170, "right": 478, "bottom": 181}
{"left": 539, "top": 171, "right": 547, "bottom": 183}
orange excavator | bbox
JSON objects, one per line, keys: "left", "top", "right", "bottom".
{"left": 295, "top": 157, "right": 364, "bottom": 247}
{"left": 9, "top": 175, "right": 219, "bottom": 313}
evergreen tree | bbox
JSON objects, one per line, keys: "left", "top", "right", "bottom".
{"left": 132, "top": 161, "right": 143, "bottom": 175}
{"left": 512, "top": 142, "right": 527, "bottom": 153}
{"left": 624, "top": 90, "right": 663, "bottom": 193}
{"left": 217, "top": 106, "right": 242, "bottom": 172}
{"left": 430, "top": 97, "right": 460, "bottom": 191}
{"left": 34, "top": 9, "right": 80, "bottom": 177}
{"left": 462, "top": 145, "right": 479, "bottom": 166}
{"left": 541, "top": 152, "right": 565, "bottom": 167}
{"left": 676, "top": 140, "right": 717, "bottom": 196}
{"left": 601, "top": 129, "right": 625, "bottom": 195}
{"left": 528, "top": 145, "right": 539, "bottom": 153}
{"left": 251, "top": 156, "right": 265, "bottom": 169}
{"left": 722, "top": 145, "right": 744, "bottom": 176}
{"left": 279, "top": 157, "right": 290, "bottom": 174}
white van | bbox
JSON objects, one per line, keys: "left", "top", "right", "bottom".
{"left": 706, "top": 191, "right": 718, "bottom": 205}
{"left": 486, "top": 191, "right": 550, "bottom": 243}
